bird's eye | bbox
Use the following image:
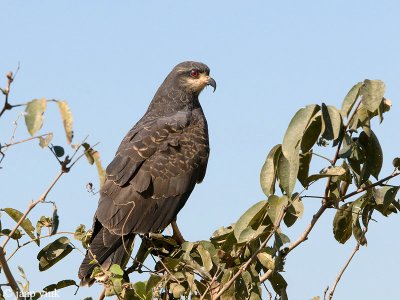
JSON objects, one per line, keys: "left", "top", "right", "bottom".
{"left": 190, "top": 69, "right": 199, "bottom": 78}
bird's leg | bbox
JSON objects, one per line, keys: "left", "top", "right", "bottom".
{"left": 171, "top": 219, "right": 186, "bottom": 244}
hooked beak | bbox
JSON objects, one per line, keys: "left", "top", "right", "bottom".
{"left": 207, "top": 77, "right": 217, "bottom": 92}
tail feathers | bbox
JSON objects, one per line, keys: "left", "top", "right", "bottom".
{"left": 78, "top": 227, "right": 135, "bottom": 286}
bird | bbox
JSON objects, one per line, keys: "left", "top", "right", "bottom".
{"left": 78, "top": 61, "right": 216, "bottom": 284}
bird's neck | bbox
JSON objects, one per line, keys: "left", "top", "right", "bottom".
{"left": 145, "top": 89, "right": 201, "bottom": 118}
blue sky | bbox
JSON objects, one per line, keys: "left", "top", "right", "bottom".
{"left": 1, "top": 1, "right": 400, "bottom": 299}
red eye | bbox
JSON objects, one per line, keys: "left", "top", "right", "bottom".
{"left": 190, "top": 69, "right": 199, "bottom": 78}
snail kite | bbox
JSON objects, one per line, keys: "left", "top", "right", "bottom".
{"left": 78, "top": 61, "right": 216, "bottom": 284}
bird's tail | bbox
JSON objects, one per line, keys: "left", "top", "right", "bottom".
{"left": 78, "top": 227, "right": 135, "bottom": 286}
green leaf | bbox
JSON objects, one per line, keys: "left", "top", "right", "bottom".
{"left": 277, "top": 147, "right": 300, "bottom": 196}
{"left": 257, "top": 250, "right": 275, "bottom": 270}
{"left": 341, "top": 82, "right": 362, "bottom": 118}
{"left": 374, "top": 186, "right": 399, "bottom": 211}
{"left": 57, "top": 101, "right": 73, "bottom": 144}
{"left": 196, "top": 244, "right": 213, "bottom": 272}
{"left": 274, "top": 231, "right": 290, "bottom": 249}
{"left": 25, "top": 98, "right": 47, "bottom": 136}
{"left": 234, "top": 200, "right": 268, "bottom": 241}
{"left": 306, "top": 166, "right": 346, "bottom": 184}
{"left": 283, "top": 197, "right": 304, "bottom": 227}
{"left": 93, "top": 151, "right": 106, "bottom": 189}
{"left": 146, "top": 275, "right": 162, "bottom": 292}
{"left": 37, "top": 236, "right": 73, "bottom": 271}
{"left": 268, "top": 195, "right": 289, "bottom": 224}
{"left": 237, "top": 225, "right": 268, "bottom": 244}
{"left": 360, "top": 79, "right": 385, "bottom": 112}
{"left": 359, "top": 130, "right": 383, "bottom": 181}
{"left": 333, "top": 203, "right": 353, "bottom": 244}
{"left": 297, "top": 151, "right": 312, "bottom": 187}
{"left": 392, "top": 157, "right": 400, "bottom": 169}
{"left": 82, "top": 143, "right": 95, "bottom": 165}
{"left": 39, "top": 133, "right": 53, "bottom": 148}
{"left": 171, "top": 283, "right": 185, "bottom": 298}
{"left": 51, "top": 206, "right": 59, "bottom": 235}
{"left": 282, "top": 105, "right": 320, "bottom": 157}
{"left": 300, "top": 114, "right": 322, "bottom": 153}
{"left": 52, "top": 146, "right": 65, "bottom": 157}
{"left": 3, "top": 208, "right": 37, "bottom": 244}
{"left": 321, "top": 103, "right": 343, "bottom": 143}
{"left": 269, "top": 272, "right": 287, "bottom": 295}
{"left": 338, "top": 134, "right": 353, "bottom": 159}
{"left": 109, "top": 264, "right": 124, "bottom": 276}
{"left": 260, "top": 144, "right": 282, "bottom": 196}
{"left": 1, "top": 228, "right": 22, "bottom": 240}
{"left": 43, "top": 279, "right": 77, "bottom": 292}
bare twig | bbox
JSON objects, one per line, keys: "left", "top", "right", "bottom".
{"left": 311, "top": 152, "right": 333, "bottom": 164}
{"left": 98, "top": 287, "right": 106, "bottom": 300}
{"left": 0, "top": 247, "right": 22, "bottom": 299}
{"left": 0, "top": 66, "right": 19, "bottom": 118}
{"left": 340, "top": 171, "right": 400, "bottom": 202}
{"left": 328, "top": 210, "right": 371, "bottom": 299}
{"left": 324, "top": 286, "right": 329, "bottom": 300}
{"left": 2, "top": 133, "right": 52, "bottom": 149}
{"left": 328, "top": 242, "right": 360, "bottom": 300}
{"left": 6, "top": 231, "right": 75, "bottom": 261}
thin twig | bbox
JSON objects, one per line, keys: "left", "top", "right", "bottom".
{"left": 0, "top": 247, "right": 22, "bottom": 299}
{"left": 324, "top": 286, "right": 329, "bottom": 300}
{"left": 6, "top": 231, "right": 75, "bottom": 261}
{"left": 328, "top": 243, "right": 360, "bottom": 300}
{"left": 199, "top": 267, "right": 221, "bottom": 300}
{"left": 328, "top": 210, "right": 371, "bottom": 299}
{"left": 340, "top": 171, "right": 400, "bottom": 202}
{"left": 311, "top": 152, "right": 333, "bottom": 164}
{"left": 2, "top": 133, "right": 52, "bottom": 149}
{"left": 98, "top": 287, "right": 106, "bottom": 300}
{"left": 1, "top": 170, "right": 65, "bottom": 248}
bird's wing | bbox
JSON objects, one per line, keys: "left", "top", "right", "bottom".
{"left": 95, "top": 109, "right": 209, "bottom": 235}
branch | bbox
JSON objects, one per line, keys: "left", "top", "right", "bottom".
{"left": 328, "top": 210, "right": 372, "bottom": 299}
{"left": 2, "top": 133, "right": 52, "bottom": 149}
{"left": 6, "top": 231, "right": 75, "bottom": 261}
{"left": 328, "top": 242, "right": 360, "bottom": 300}
{"left": 340, "top": 171, "right": 400, "bottom": 202}
{"left": 0, "top": 247, "right": 22, "bottom": 300}
{"left": 214, "top": 206, "right": 286, "bottom": 299}
{"left": 1, "top": 170, "right": 64, "bottom": 248}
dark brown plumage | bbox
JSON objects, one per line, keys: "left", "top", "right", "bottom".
{"left": 78, "top": 61, "right": 216, "bottom": 284}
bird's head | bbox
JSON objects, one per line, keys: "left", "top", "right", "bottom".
{"left": 169, "top": 61, "right": 217, "bottom": 95}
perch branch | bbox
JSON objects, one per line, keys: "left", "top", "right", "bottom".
{"left": 0, "top": 247, "right": 22, "bottom": 299}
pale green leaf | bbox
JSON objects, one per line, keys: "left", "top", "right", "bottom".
{"left": 234, "top": 200, "right": 268, "bottom": 240}
{"left": 341, "top": 82, "right": 362, "bottom": 118}
{"left": 361, "top": 79, "right": 385, "bottom": 112}
{"left": 3, "top": 208, "right": 37, "bottom": 244}
{"left": 282, "top": 105, "right": 320, "bottom": 157}
{"left": 39, "top": 133, "right": 53, "bottom": 148}
{"left": 57, "top": 101, "right": 73, "bottom": 144}
{"left": 277, "top": 148, "right": 300, "bottom": 196}
{"left": 260, "top": 144, "right": 282, "bottom": 196}
{"left": 321, "top": 103, "right": 343, "bottom": 143}
{"left": 25, "top": 98, "right": 47, "bottom": 136}
{"left": 300, "top": 114, "right": 322, "bottom": 153}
